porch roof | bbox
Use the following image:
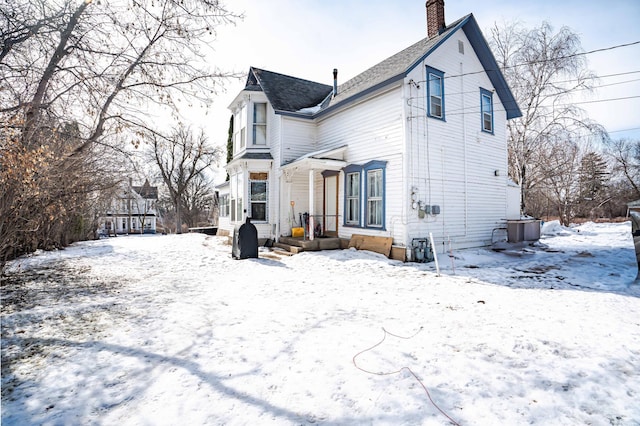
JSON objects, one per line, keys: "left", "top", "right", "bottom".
{"left": 281, "top": 145, "right": 348, "bottom": 173}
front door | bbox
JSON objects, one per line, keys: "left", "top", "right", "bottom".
{"left": 323, "top": 173, "right": 338, "bottom": 236}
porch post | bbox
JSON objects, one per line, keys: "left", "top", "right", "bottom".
{"left": 308, "top": 169, "right": 315, "bottom": 241}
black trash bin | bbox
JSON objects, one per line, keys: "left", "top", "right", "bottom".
{"left": 631, "top": 212, "right": 640, "bottom": 282}
{"left": 232, "top": 217, "right": 259, "bottom": 260}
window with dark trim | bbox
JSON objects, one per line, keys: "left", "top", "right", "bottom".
{"left": 480, "top": 88, "right": 494, "bottom": 134}
{"left": 364, "top": 161, "right": 386, "bottom": 228}
{"left": 343, "top": 161, "right": 387, "bottom": 229}
{"left": 343, "top": 164, "right": 361, "bottom": 226}
{"left": 426, "top": 66, "right": 445, "bottom": 120}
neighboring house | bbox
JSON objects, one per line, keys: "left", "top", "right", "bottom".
{"left": 99, "top": 179, "right": 159, "bottom": 235}
{"left": 217, "top": 0, "right": 522, "bottom": 260}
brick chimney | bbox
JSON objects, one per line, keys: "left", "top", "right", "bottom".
{"left": 426, "top": 0, "right": 445, "bottom": 38}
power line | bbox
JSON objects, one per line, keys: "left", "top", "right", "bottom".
{"left": 609, "top": 127, "right": 640, "bottom": 134}
{"left": 439, "top": 40, "right": 640, "bottom": 80}
{"left": 440, "top": 75, "right": 640, "bottom": 98}
{"left": 418, "top": 92, "right": 640, "bottom": 117}
{"left": 571, "top": 95, "right": 640, "bottom": 106}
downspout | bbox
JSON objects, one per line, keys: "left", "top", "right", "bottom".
{"left": 402, "top": 77, "right": 410, "bottom": 254}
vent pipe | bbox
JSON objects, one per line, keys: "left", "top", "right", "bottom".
{"left": 333, "top": 68, "right": 338, "bottom": 97}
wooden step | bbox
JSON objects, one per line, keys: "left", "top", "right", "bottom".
{"left": 274, "top": 242, "right": 304, "bottom": 254}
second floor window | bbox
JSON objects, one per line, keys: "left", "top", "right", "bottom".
{"left": 426, "top": 66, "right": 445, "bottom": 120}
{"left": 480, "top": 88, "right": 494, "bottom": 133}
{"left": 253, "top": 103, "right": 267, "bottom": 145}
{"left": 234, "top": 106, "right": 246, "bottom": 152}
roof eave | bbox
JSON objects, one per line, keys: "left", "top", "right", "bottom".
{"left": 314, "top": 75, "right": 405, "bottom": 119}
{"left": 461, "top": 15, "right": 522, "bottom": 119}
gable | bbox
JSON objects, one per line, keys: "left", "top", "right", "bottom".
{"left": 320, "top": 14, "right": 520, "bottom": 120}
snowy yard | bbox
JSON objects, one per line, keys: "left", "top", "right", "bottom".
{"left": 1, "top": 221, "right": 639, "bottom": 425}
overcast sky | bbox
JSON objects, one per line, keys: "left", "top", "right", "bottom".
{"left": 193, "top": 0, "right": 640, "bottom": 173}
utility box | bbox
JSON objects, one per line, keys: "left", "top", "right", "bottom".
{"left": 507, "top": 219, "right": 541, "bottom": 243}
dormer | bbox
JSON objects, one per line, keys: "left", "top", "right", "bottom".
{"left": 228, "top": 89, "right": 270, "bottom": 158}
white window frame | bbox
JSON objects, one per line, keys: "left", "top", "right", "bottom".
{"left": 366, "top": 168, "right": 384, "bottom": 228}
{"left": 480, "top": 87, "right": 494, "bottom": 134}
{"left": 253, "top": 103, "right": 267, "bottom": 145}
{"left": 345, "top": 171, "right": 360, "bottom": 226}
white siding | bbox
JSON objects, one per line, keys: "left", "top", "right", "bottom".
{"left": 317, "top": 86, "right": 406, "bottom": 244}
{"left": 403, "top": 32, "right": 509, "bottom": 252}
{"left": 281, "top": 117, "right": 317, "bottom": 165}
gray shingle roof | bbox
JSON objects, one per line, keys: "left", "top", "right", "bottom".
{"left": 246, "top": 68, "right": 332, "bottom": 113}
{"left": 238, "top": 152, "right": 273, "bottom": 160}
{"left": 328, "top": 15, "right": 467, "bottom": 108}
{"left": 244, "top": 13, "right": 521, "bottom": 120}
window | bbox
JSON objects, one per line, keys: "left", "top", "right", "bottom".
{"left": 426, "top": 66, "right": 445, "bottom": 120}
{"left": 480, "top": 88, "right": 494, "bottom": 133}
{"left": 249, "top": 172, "right": 268, "bottom": 222}
{"left": 364, "top": 161, "right": 386, "bottom": 228}
{"left": 253, "top": 103, "right": 267, "bottom": 145}
{"left": 233, "top": 105, "right": 246, "bottom": 152}
{"left": 345, "top": 170, "right": 360, "bottom": 226}
{"left": 366, "top": 169, "right": 383, "bottom": 227}
{"left": 219, "top": 194, "right": 229, "bottom": 217}
{"left": 230, "top": 172, "right": 243, "bottom": 222}
{"left": 343, "top": 161, "right": 386, "bottom": 229}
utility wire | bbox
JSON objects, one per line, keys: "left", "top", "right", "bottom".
{"left": 436, "top": 40, "right": 640, "bottom": 80}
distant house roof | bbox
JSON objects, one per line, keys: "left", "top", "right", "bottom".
{"left": 245, "top": 13, "right": 521, "bottom": 120}
{"left": 132, "top": 179, "right": 158, "bottom": 200}
{"left": 628, "top": 200, "right": 640, "bottom": 208}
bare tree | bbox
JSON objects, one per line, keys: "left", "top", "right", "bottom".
{"left": 605, "top": 138, "right": 640, "bottom": 199}
{"left": 2, "top": 0, "right": 241, "bottom": 149}
{"left": 489, "top": 21, "right": 605, "bottom": 215}
{"left": 149, "top": 126, "right": 221, "bottom": 233}
{"left": 0, "top": 120, "right": 124, "bottom": 269}
{"left": 0, "top": 0, "right": 240, "bottom": 265}
{"left": 536, "top": 136, "right": 583, "bottom": 226}
{"left": 181, "top": 173, "right": 216, "bottom": 228}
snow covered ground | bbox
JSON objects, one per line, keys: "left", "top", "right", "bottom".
{"left": 1, "top": 220, "right": 639, "bottom": 425}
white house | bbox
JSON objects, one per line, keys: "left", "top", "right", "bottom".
{"left": 217, "top": 0, "right": 522, "bottom": 260}
{"left": 99, "top": 179, "right": 159, "bottom": 235}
